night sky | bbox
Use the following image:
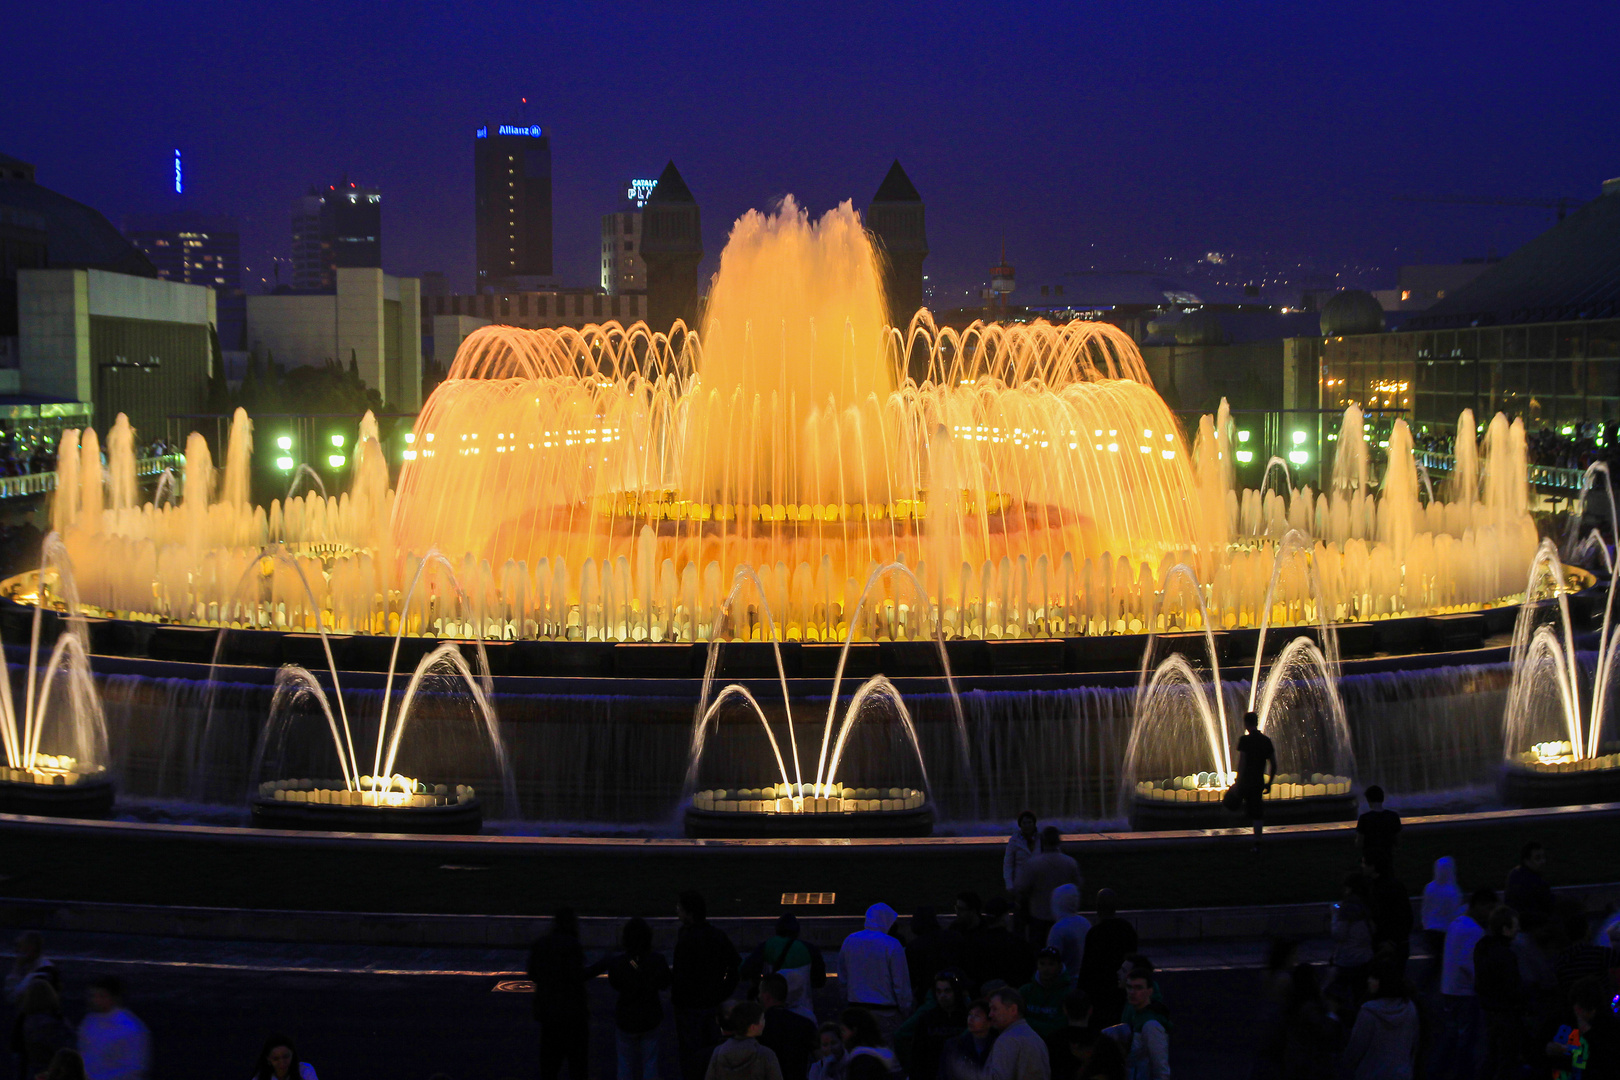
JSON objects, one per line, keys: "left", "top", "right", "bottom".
{"left": 4, "top": 1, "right": 1618, "bottom": 303}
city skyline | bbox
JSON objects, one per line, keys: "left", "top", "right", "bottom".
{"left": 4, "top": 1, "right": 1618, "bottom": 304}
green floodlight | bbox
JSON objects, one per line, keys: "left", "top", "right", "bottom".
{"left": 327, "top": 454, "right": 346, "bottom": 468}
{"left": 1291, "top": 430, "right": 1307, "bottom": 446}
{"left": 274, "top": 456, "right": 294, "bottom": 471}
{"left": 331, "top": 433, "right": 346, "bottom": 448}
{"left": 276, "top": 435, "right": 293, "bottom": 451}
{"left": 1237, "top": 430, "right": 1251, "bottom": 443}
{"left": 1235, "top": 449, "right": 1254, "bottom": 463}
{"left": 1288, "top": 449, "right": 1309, "bottom": 466}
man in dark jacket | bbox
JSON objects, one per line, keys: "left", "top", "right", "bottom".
{"left": 758, "top": 973, "right": 817, "bottom": 1080}
{"left": 904, "top": 907, "right": 962, "bottom": 1008}
{"left": 1362, "top": 856, "right": 1414, "bottom": 967}
{"left": 674, "top": 890, "right": 742, "bottom": 1080}
{"left": 1079, "top": 889, "right": 1138, "bottom": 1027}
{"left": 527, "top": 907, "right": 590, "bottom": 1080}
{"left": 947, "top": 892, "right": 991, "bottom": 994}
{"left": 1506, "top": 841, "right": 1554, "bottom": 932}
{"left": 1475, "top": 905, "right": 1523, "bottom": 1080}
{"left": 978, "top": 896, "right": 1037, "bottom": 991}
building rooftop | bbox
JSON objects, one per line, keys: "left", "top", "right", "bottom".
{"left": 646, "top": 161, "right": 695, "bottom": 205}
{"left": 872, "top": 160, "right": 922, "bottom": 203}
{"left": 0, "top": 178, "right": 156, "bottom": 277}
{"left": 1406, "top": 186, "right": 1620, "bottom": 329}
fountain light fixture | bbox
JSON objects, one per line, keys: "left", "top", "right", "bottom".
{"left": 327, "top": 454, "right": 346, "bottom": 468}
{"left": 276, "top": 435, "right": 293, "bottom": 451}
{"left": 1237, "top": 430, "right": 1251, "bottom": 443}
{"left": 1235, "top": 449, "right": 1254, "bottom": 463}
{"left": 1288, "top": 449, "right": 1309, "bottom": 465}
{"left": 1291, "top": 430, "right": 1307, "bottom": 445}
{"left": 331, "top": 434, "right": 345, "bottom": 447}
{"left": 275, "top": 456, "right": 294, "bottom": 471}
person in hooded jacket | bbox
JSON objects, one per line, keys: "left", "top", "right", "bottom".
{"left": 707, "top": 1000, "right": 784, "bottom": 1080}
{"left": 743, "top": 914, "right": 828, "bottom": 1022}
{"left": 839, "top": 1007, "right": 903, "bottom": 1080}
{"left": 894, "top": 970, "right": 968, "bottom": 1080}
{"left": 1046, "top": 886, "right": 1091, "bottom": 979}
{"left": 1341, "top": 958, "right": 1419, "bottom": 1080}
{"left": 1420, "top": 857, "right": 1464, "bottom": 988}
{"left": 841, "top": 904, "right": 913, "bottom": 1045}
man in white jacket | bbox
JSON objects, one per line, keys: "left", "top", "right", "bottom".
{"left": 840, "top": 904, "right": 912, "bottom": 1044}
{"left": 1003, "top": 812, "right": 1039, "bottom": 892}
{"left": 77, "top": 976, "right": 150, "bottom": 1080}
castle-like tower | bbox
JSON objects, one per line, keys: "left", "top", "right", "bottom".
{"left": 866, "top": 160, "right": 928, "bottom": 332}
{"left": 640, "top": 161, "right": 703, "bottom": 332}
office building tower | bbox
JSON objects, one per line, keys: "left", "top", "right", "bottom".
{"left": 290, "top": 179, "right": 381, "bottom": 292}
{"left": 866, "top": 160, "right": 928, "bottom": 330}
{"left": 475, "top": 123, "right": 552, "bottom": 289}
{"left": 602, "top": 211, "right": 644, "bottom": 296}
{"left": 124, "top": 212, "right": 241, "bottom": 293}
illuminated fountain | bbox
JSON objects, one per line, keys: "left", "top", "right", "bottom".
{"left": 681, "top": 564, "right": 962, "bottom": 837}
{"left": 0, "top": 534, "right": 112, "bottom": 817}
{"left": 236, "top": 550, "right": 514, "bottom": 833}
{"left": 1500, "top": 531, "right": 1620, "bottom": 808}
{"left": 1123, "top": 540, "right": 1356, "bottom": 830}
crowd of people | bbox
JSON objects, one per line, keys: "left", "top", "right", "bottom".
{"left": 7, "top": 793, "right": 1620, "bottom": 1079}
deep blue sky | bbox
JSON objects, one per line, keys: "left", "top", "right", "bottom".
{"left": 4, "top": 0, "right": 1618, "bottom": 303}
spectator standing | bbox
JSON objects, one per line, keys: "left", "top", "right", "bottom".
{"left": 528, "top": 907, "right": 590, "bottom": 1080}
{"left": 45, "top": 1048, "right": 89, "bottom": 1080}
{"left": 591, "top": 917, "right": 672, "bottom": 1080}
{"left": 1355, "top": 786, "right": 1402, "bottom": 869}
{"left": 939, "top": 999, "right": 998, "bottom": 1080}
{"left": 1045, "top": 991, "right": 1125, "bottom": 1080}
{"left": 707, "top": 1001, "right": 784, "bottom": 1080}
{"left": 1420, "top": 857, "right": 1464, "bottom": 986}
{"left": 984, "top": 987, "right": 1051, "bottom": 1080}
{"left": 1278, "top": 963, "right": 1343, "bottom": 1078}
{"left": 905, "top": 907, "right": 962, "bottom": 1009}
{"left": 1505, "top": 841, "right": 1554, "bottom": 932}
{"left": 1433, "top": 887, "right": 1496, "bottom": 1079}
{"left": 979, "top": 898, "right": 1037, "bottom": 991}
{"left": 5, "top": 932, "right": 57, "bottom": 1003}
{"left": 1105, "top": 963, "right": 1169, "bottom": 1080}
{"left": 1341, "top": 959, "right": 1419, "bottom": 1080}
{"left": 838, "top": 1007, "right": 902, "bottom": 1080}
{"left": 1015, "top": 828, "right": 1083, "bottom": 946}
{"left": 950, "top": 893, "right": 992, "bottom": 995}
{"left": 759, "top": 974, "right": 818, "bottom": 1080}
{"left": 1553, "top": 908, "right": 1620, "bottom": 993}
{"left": 1045, "top": 886, "right": 1091, "bottom": 979}
{"left": 1331, "top": 874, "right": 1376, "bottom": 1004}
{"left": 77, "top": 976, "right": 150, "bottom": 1080}
{"left": 17, "top": 979, "right": 72, "bottom": 1078}
{"left": 1019, "top": 948, "right": 1077, "bottom": 1039}
{"left": 1362, "top": 857, "right": 1414, "bottom": 968}
{"left": 840, "top": 904, "right": 913, "bottom": 1045}
{"left": 1004, "top": 812, "right": 1039, "bottom": 894}
{"left": 808, "top": 1023, "right": 845, "bottom": 1080}
{"left": 1078, "top": 891, "right": 1137, "bottom": 1028}
{"left": 742, "top": 915, "right": 826, "bottom": 1022}
{"left": 893, "top": 970, "right": 967, "bottom": 1080}
{"left": 675, "top": 891, "right": 743, "bottom": 1080}
{"left": 1474, "top": 906, "right": 1523, "bottom": 1080}
{"left": 252, "top": 1033, "right": 318, "bottom": 1080}
{"left": 1225, "top": 712, "right": 1276, "bottom": 850}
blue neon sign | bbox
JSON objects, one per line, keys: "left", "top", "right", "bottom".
{"left": 173, "top": 149, "right": 182, "bottom": 194}
{"left": 498, "top": 124, "right": 543, "bottom": 137}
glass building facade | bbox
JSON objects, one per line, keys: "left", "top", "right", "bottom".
{"left": 1322, "top": 319, "right": 1620, "bottom": 438}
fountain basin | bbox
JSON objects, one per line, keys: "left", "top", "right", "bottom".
{"left": 1500, "top": 746, "right": 1620, "bottom": 808}
{"left": 0, "top": 763, "right": 114, "bottom": 819}
{"left": 1128, "top": 772, "right": 1357, "bottom": 831}
{"left": 250, "top": 779, "right": 483, "bottom": 835}
{"left": 684, "top": 784, "right": 933, "bottom": 838}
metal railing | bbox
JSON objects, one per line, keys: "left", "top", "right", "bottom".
{"left": 1415, "top": 450, "right": 1586, "bottom": 493}
{"left": 0, "top": 454, "right": 186, "bottom": 501}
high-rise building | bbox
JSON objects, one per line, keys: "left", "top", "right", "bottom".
{"left": 640, "top": 161, "right": 701, "bottom": 331}
{"left": 475, "top": 123, "right": 552, "bottom": 289}
{"left": 124, "top": 212, "right": 241, "bottom": 293}
{"left": 290, "top": 179, "right": 381, "bottom": 292}
{"left": 866, "top": 160, "right": 928, "bottom": 330}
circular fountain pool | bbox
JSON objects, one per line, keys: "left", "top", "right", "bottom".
{"left": 684, "top": 783, "right": 932, "bottom": 838}
{"left": 251, "top": 776, "right": 483, "bottom": 834}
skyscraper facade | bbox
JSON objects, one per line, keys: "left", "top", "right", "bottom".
{"left": 124, "top": 212, "right": 241, "bottom": 293}
{"left": 475, "top": 124, "right": 552, "bottom": 289}
{"left": 290, "top": 179, "right": 381, "bottom": 292}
